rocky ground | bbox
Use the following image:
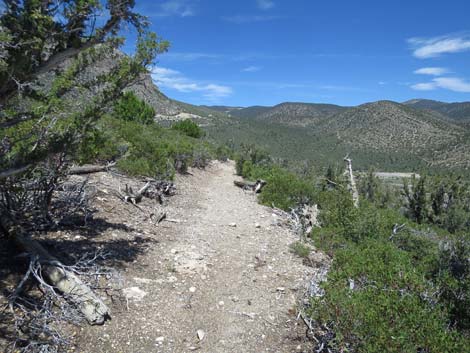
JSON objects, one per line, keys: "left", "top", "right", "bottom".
{"left": 1, "top": 161, "right": 327, "bottom": 353}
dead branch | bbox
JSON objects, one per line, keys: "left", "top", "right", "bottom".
{"left": 0, "top": 164, "right": 32, "bottom": 179}
{"left": 117, "top": 180, "right": 175, "bottom": 206}
{"left": 234, "top": 179, "right": 267, "bottom": 193}
{"left": 389, "top": 223, "right": 406, "bottom": 240}
{"left": 68, "top": 162, "right": 116, "bottom": 175}
{"left": 343, "top": 156, "right": 359, "bottom": 208}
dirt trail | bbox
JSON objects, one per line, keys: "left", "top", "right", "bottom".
{"left": 77, "top": 161, "right": 317, "bottom": 353}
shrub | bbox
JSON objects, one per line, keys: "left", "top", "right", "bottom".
{"left": 171, "top": 119, "right": 204, "bottom": 138}
{"left": 114, "top": 91, "right": 155, "bottom": 125}
{"left": 257, "top": 166, "right": 316, "bottom": 210}
{"left": 434, "top": 239, "right": 470, "bottom": 333}
{"left": 311, "top": 239, "right": 466, "bottom": 353}
{"left": 289, "top": 241, "right": 311, "bottom": 258}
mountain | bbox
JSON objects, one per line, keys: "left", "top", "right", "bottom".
{"left": 207, "top": 100, "right": 470, "bottom": 172}
{"left": 404, "top": 99, "right": 470, "bottom": 122}
{"left": 251, "top": 102, "right": 346, "bottom": 126}
{"left": 203, "top": 105, "right": 272, "bottom": 119}
{"left": 206, "top": 102, "right": 346, "bottom": 126}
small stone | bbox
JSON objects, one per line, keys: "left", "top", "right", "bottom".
{"left": 276, "top": 287, "right": 286, "bottom": 292}
{"left": 231, "top": 296, "right": 239, "bottom": 302}
{"left": 229, "top": 223, "right": 237, "bottom": 227}
{"left": 255, "top": 223, "right": 261, "bottom": 228}
{"left": 218, "top": 300, "right": 225, "bottom": 306}
{"left": 122, "top": 287, "right": 147, "bottom": 301}
{"left": 170, "top": 249, "right": 177, "bottom": 254}
{"left": 197, "top": 329, "right": 205, "bottom": 341}
{"left": 156, "top": 337, "right": 165, "bottom": 343}
{"left": 189, "top": 286, "right": 196, "bottom": 293}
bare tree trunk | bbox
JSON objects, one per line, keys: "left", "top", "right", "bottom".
{"left": 344, "top": 156, "right": 359, "bottom": 208}
{"left": 234, "top": 179, "right": 267, "bottom": 193}
{"left": 68, "top": 162, "right": 116, "bottom": 175}
{"left": 13, "top": 233, "right": 111, "bottom": 325}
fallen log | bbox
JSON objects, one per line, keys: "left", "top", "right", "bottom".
{"left": 234, "top": 179, "right": 267, "bottom": 193}
{"left": 13, "top": 233, "right": 110, "bottom": 325}
{"left": 119, "top": 182, "right": 151, "bottom": 204}
{"left": 68, "top": 162, "right": 116, "bottom": 175}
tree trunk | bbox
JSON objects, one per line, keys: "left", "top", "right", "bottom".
{"left": 68, "top": 162, "right": 116, "bottom": 175}
{"left": 13, "top": 233, "right": 111, "bottom": 325}
{"left": 344, "top": 156, "right": 359, "bottom": 208}
{"left": 234, "top": 179, "right": 266, "bottom": 193}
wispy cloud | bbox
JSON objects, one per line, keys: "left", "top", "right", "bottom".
{"left": 433, "top": 77, "right": 470, "bottom": 92}
{"left": 222, "top": 15, "right": 280, "bottom": 24}
{"left": 163, "top": 52, "right": 223, "bottom": 61}
{"left": 257, "top": 0, "right": 275, "bottom": 10}
{"left": 150, "top": 0, "right": 195, "bottom": 17}
{"left": 241, "top": 66, "right": 262, "bottom": 72}
{"left": 408, "top": 33, "right": 470, "bottom": 58}
{"left": 411, "top": 77, "right": 470, "bottom": 93}
{"left": 410, "top": 82, "right": 437, "bottom": 91}
{"left": 414, "top": 67, "right": 449, "bottom": 76}
{"left": 151, "top": 66, "right": 233, "bottom": 100}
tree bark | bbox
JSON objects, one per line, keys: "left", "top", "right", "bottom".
{"left": 13, "top": 233, "right": 111, "bottom": 325}
{"left": 68, "top": 162, "right": 116, "bottom": 175}
{"left": 344, "top": 156, "right": 359, "bottom": 208}
{"left": 234, "top": 179, "right": 266, "bottom": 193}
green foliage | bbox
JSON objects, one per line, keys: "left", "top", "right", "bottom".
{"left": 289, "top": 241, "right": 311, "bottom": 258}
{"left": 305, "top": 168, "right": 470, "bottom": 351}
{"left": 312, "top": 240, "right": 466, "bottom": 353}
{"left": 77, "top": 115, "right": 216, "bottom": 179}
{"left": 235, "top": 144, "right": 271, "bottom": 176}
{"left": 171, "top": 119, "right": 204, "bottom": 138}
{"left": 433, "top": 239, "right": 470, "bottom": 333}
{"left": 114, "top": 92, "right": 155, "bottom": 125}
{"left": 403, "top": 176, "right": 428, "bottom": 224}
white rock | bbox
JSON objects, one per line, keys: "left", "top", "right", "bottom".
{"left": 189, "top": 286, "right": 197, "bottom": 293}
{"left": 123, "top": 287, "right": 147, "bottom": 301}
{"left": 218, "top": 300, "right": 225, "bottom": 306}
{"left": 170, "top": 249, "right": 177, "bottom": 254}
{"left": 255, "top": 223, "right": 261, "bottom": 228}
{"left": 167, "top": 276, "right": 178, "bottom": 283}
{"left": 156, "top": 336, "right": 165, "bottom": 342}
{"left": 229, "top": 223, "right": 237, "bottom": 227}
{"left": 197, "top": 329, "right": 205, "bottom": 341}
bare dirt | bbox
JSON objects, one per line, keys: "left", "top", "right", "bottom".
{"left": 67, "top": 161, "right": 322, "bottom": 352}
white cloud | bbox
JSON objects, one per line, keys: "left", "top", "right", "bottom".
{"left": 222, "top": 15, "right": 280, "bottom": 24}
{"left": 433, "top": 77, "right": 470, "bottom": 92}
{"left": 151, "top": 66, "right": 233, "bottom": 100}
{"left": 408, "top": 34, "right": 470, "bottom": 58}
{"left": 410, "top": 82, "right": 437, "bottom": 91}
{"left": 411, "top": 77, "right": 470, "bottom": 93}
{"left": 156, "top": 0, "right": 195, "bottom": 17}
{"left": 257, "top": 0, "right": 275, "bottom": 10}
{"left": 414, "top": 67, "right": 449, "bottom": 76}
{"left": 241, "top": 66, "right": 262, "bottom": 72}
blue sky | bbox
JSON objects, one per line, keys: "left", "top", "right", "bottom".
{"left": 125, "top": 0, "right": 470, "bottom": 106}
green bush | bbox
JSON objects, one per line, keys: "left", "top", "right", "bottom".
{"left": 434, "top": 239, "right": 470, "bottom": 333}
{"left": 171, "top": 119, "right": 204, "bottom": 138}
{"left": 258, "top": 166, "right": 316, "bottom": 210}
{"left": 311, "top": 239, "right": 466, "bottom": 353}
{"left": 114, "top": 91, "right": 155, "bottom": 125}
{"left": 289, "top": 241, "right": 311, "bottom": 258}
